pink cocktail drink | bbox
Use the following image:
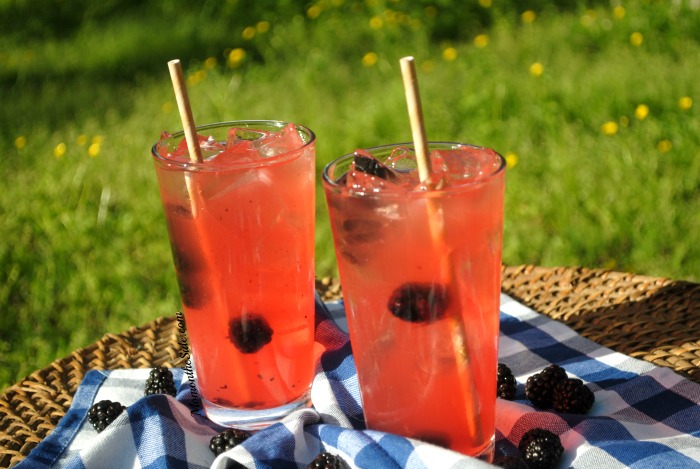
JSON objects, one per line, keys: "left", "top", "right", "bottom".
{"left": 322, "top": 143, "right": 505, "bottom": 458}
{"left": 151, "top": 121, "right": 316, "bottom": 429}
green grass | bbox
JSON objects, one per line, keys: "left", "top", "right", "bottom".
{"left": 1, "top": 0, "right": 699, "bottom": 392}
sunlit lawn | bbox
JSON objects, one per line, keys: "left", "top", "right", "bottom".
{"left": 1, "top": 0, "right": 698, "bottom": 391}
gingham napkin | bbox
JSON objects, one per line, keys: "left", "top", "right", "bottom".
{"left": 16, "top": 294, "right": 700, "bottom": 468}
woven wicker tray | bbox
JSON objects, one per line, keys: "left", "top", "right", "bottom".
{"left": 2, "top": 265, "right": 699, "bottom": 468}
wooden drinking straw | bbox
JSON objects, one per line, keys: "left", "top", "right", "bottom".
{"left": 165, "top": 60, "right": 264, "bottom": 406}
{"left": 167, "top": 59, "right": 203, "bottom": 218}
{"left": 168, "top": 59, "right": 204, "bottom": 164}
{"left": 399, "top": 56, "right": 482, "bottom": 445}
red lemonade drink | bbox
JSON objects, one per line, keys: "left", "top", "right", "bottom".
{"left": 322, "top": 143, "right": 505, "bottom": 459}
{"left": 151, "top": 121, "right": 316, "bottom": 429}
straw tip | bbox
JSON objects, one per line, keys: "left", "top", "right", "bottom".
{"left": 168, "top": 59, "right": 181, "bottom": 65}
{"left": 400, "top": 56, "right": 415, "bottom": 63}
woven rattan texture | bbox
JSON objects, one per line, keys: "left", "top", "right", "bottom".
{"left": 1, "top": 266, "right": 698, "bottom": 468}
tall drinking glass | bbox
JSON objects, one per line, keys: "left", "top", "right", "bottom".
{"left": 322, "top": 143, "right": 505, "bottom": 460}
{"left": 151, "top": 120, "right": 316, "bottom": 429}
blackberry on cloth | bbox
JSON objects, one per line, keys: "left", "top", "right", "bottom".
{"left": 552, "top": 378, "right": 595, "bottom": 414}
{"left": 209, "top": 428, "right": 252, "bottom": 456}
{"left": 518, "top": 428, "right": 564, "bottom": 469}
{"left": 306, "top": 452, "right": 348, "bottom": 469}
{"left": 87, "top": 399, "right": 126, "bottom": 432}
{"left": 145, "top": 366, "right": 178, "bottom": 396}
{"left": 525, "top": 364, "right": 568, "bottom": 408}
{"left": 497, "top": 363, "right": 517, "bottom": 400}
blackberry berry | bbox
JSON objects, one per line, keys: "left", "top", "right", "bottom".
{"left": 145, "top": 366, "right": 178, "bottom": 396}
{"left": 387, "top": 283, "right": 450, "bottom": 323}
{"left": 493, "top": 455, "right": 529, "bottom": 469}
{"left": 497, "top": 363, "right": 517, "bottom": 400}
{"left": 229, "top": 314, "right": 273, "bottom": 354}
{"left": 353, "top": 152, "right": 398, "bottom": 181}
{"left": 307, "top": 452, "right": 347, "bottom": 469}
{"left": 87, "top": 399, "right": 126, "bottom": 432}
{"left": 518, "top": 428, "right": 563, "bottom": 469}
{"left": 209, "top": 428, "right": 252, "bottom": 456}
{"left": 176, "top": 276, "right": 207, "bottom": 309}
{"left": 552, "top": 378, "right": 595, "bottom": 414}
{"left": 525, "top": 364, "right": 567, "bottom": 409}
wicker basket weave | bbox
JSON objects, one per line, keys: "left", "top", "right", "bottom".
{"left": 1, "top": 265, "right": 698, "bottom": 468}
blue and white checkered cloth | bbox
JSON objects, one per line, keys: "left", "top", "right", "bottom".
{"left": 17, "top": 294, "right": 700, "bottom": 468}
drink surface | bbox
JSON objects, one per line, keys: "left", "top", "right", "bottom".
{"left": 324, "top": 144, "right": 505, "bottom": 456}
{"left": 153, "top": 123, "right": 316, "bottom": 412}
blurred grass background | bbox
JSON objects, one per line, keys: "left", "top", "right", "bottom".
{"left": 1, "top": 0, "right": 698, "bottom": 392}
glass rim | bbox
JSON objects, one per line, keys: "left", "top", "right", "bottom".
{"left": 322, "top": 142, "right": 506, "bottom": 196}
{"left": 151, "top": 120, "right": 316, "bottom": 171}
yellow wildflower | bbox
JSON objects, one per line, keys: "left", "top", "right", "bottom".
{"left": 630, "top": 32, "right": 643, "bottom": 46}
{"left": 679, "top": 96, "right": 693, "bottom": 110}
{"left": 256, "top": 21, "right": 270, "bottom": 33}
{"left": 362, "top": 52, "right": 378, "bottom": 67}
{"left": 442, "top": 47, "right": 457, "bottom": 61}
{"left": 15, "top": 136, "right": 27, "bottom": 149}
{"left": 369, "top": 16, "right": 383, "bottom": 30}
{"left": 505, "top": 152, "right": 518, "bottom": 168}
{"left": 54, "top": 143, "right": 67, "bottom": 158}
{"left": 601, "top": 121, "right": 618, "bottom": 135}
{"left": 242, "top": 26, "right": 256, "bottom": 40}
{"left": 307, "top": 5, "right": 321, "bottom": 19}
{"left": 77, "top": 134, "right": 88, "bottom": 146}
{"left": 580, "top": 10, "right": 595, "bottom": 27}
{"left": 228, "top": 48, "right": 246, "bottom": 68}
{"left": 88, "top": 143, "right": 101, "bottom": 158}
{"left": 521, "top": 10, "right": 536, "bottom": 24}
{"left": 613, "top": 6, "right": 625, "bottom": 19}
{"left": 657, "top": 139, "right": 672, "bottom": 153}
{"left": 187, "top": 70, "right": 206, "bottom": 86}
{"left": 634, "top": 104, "right": 649, "bottom": 120}
{"left": 529, "top": 62, "right": 544, "bottom": 77}
{"left": 479, "top": 0, "right": 492, "bottom": 8}
{"left": 474, "top": 34, "right": 489, "bottom": 48}
{"left": 204, "top": 57, "right": 217, "bottom": 69}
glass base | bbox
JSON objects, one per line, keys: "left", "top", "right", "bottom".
{"left": 202, "top": 390, "right": 312, "bottom": 431}
{"left": 472, "top": 435, "right": 495, "bottom": 463}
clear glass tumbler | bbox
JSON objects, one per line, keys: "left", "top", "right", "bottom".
{"left": 322, "top": 142, "right": 505, "bottom": 460}
{"left": 151, "top": 120, "right": 317, "bottom": 429}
